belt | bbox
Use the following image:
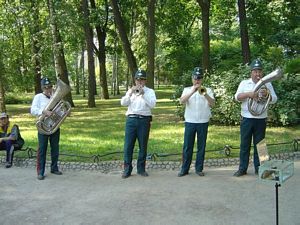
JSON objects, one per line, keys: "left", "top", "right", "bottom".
{"left": 128, "top": 114, "right": 152, "bottom": 119}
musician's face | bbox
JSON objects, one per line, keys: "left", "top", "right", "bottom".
{"left": 42, "top": 85, "right": 53, "bottom": 96}
{"left": 135, "top": 78, "right": 147, "bottom": 87}
{"left": 192, "top": 78, "right": 202, "bottom": 86}
{"left": 251, "top": 69, "right": 263, "bottom": 83}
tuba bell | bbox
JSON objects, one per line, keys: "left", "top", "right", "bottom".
{"left": 36, "top": 79, "right": 71, "bottom": 135}
{"left": 248, "top": 68, "right": 283, "bottom": 116}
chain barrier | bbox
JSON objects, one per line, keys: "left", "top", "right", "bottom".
{"left": 5, "top": 138, "right": 298, "bottom": 163}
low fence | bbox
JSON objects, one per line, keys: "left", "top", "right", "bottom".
{"left": 0, "top": 139, "right": 299, "bottom": 173}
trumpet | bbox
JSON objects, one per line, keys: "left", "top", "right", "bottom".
{"left": 198, "top": 86, "right": 207, "bottom": 95}
{"left": 132, "top": 85, "right": 144, "bottom": 96}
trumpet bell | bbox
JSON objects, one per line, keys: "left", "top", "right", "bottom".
{"left": 198, "top": 86, "right": 207, "bottom": 95}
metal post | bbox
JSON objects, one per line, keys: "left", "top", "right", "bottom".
{"left": 275, "top": 182, "right": 281, "bottom": 225}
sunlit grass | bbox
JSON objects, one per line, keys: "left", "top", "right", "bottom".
{"left": 1, "top": 86, "right": 299, "bottom": 162}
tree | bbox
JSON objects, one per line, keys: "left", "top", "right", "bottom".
{"left": 110, "top": 0, "right": 137, "bottom": 82}
{"left": 47, "top": 0, "right": 75, "bottom": 106}
{"left": 147, "top": 0, "right": 156, "bottom": 89}
{"left": 90, "top": 0, "right": 110, "bottom": 99}
{"left": 81, "top": 0, "right": 96, "bottom": 107}
{"left": 196, "top": 0, "right": 210, "bottom": 72}
{"left": 29, "top": 0, "right": 42, "bottom": 94}
{"left": 237, "top": 0, "right": 251, "bottom": 64}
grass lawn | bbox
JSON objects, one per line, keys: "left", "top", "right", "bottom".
{"left": 2, "top": 86, "right": 299, "bottom": 162}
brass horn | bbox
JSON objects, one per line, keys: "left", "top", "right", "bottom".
{"left": 133, "top": 85, "right": 144, "bottom": 96}
{"left": 248, "top": 68, "right": 283, "bottom": 116}
{"left": 36, "top": 79, "right": 71, "bottom": 135}
{"left": 198, "top": 86, "right": 207, "bottom": 95}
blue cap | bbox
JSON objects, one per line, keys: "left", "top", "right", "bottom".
{"left": 250, "top": 59, "right": 263, "bottom": 70}
{"left": 192, "top": 67, "right": 203, "bottom": 79}
{"left": 41, "top": 77, "right": 52, "bottom": 86}
{"left": 134, "top": 69, "right": 147, "bottom": 80}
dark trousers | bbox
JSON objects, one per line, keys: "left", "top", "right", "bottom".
{"left": 239, "top": 117, "right": 266, "bottom": 172}
{"left": 180, "top": 122, "right": 209, "bottom": 173}
{"left": 0, "top": 140, "right": 14, "bottom": 164}
{"left": 37, "top": 129, "right": 60, "bottom": 176}
{"left": 123, "top": 116, "right": 151, "bottom": 175}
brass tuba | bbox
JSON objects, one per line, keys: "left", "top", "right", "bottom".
{"left": 36, "top": 79, "right": 71, "bottom": 135}
{"left": 248, "top": 68, "right": 283, "bottom": 116}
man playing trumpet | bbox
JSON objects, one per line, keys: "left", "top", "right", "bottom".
{"left": 120, "top": 69, "right": 156, "bottom": 179}
{"left": 178, "top": 67, "right": 215, "bottom": 177}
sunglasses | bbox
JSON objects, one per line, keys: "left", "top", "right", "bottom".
{"left": 43, "top": 85, "right": 53, "bottom": 89}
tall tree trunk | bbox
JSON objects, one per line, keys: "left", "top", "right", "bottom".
{"left": 81, "top": 0, "right": 96, "bottom": 107}
{"left": 147, "top": 0, "right": 156, "bottom": 89}
{"left": 47, "top": 0, "right": 75, "bottom": 107}
{"left": 196, "top": 0, "right": 210, "bottom": 73}
{"left": 80, "top": 47, "right": 86, "bottom": 98}
{"left": 110, "top": 0, "right": 137, "bottom": 81}
{"left": 30, "top": 0, "right": 42, "bottom": 94}
{"left": 238, "top": 0, "right": 251, "bottom": 64}
{"left": 0, "top": 54, "right": 6, "bottom": 112}
{"left": 90, "top": 0, "right": 109, "bottom": 99}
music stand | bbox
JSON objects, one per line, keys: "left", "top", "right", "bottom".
{"left": 257, "top": 139, "right": 294, "bottom": 225}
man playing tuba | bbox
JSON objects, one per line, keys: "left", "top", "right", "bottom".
{"left": 31, "top": 77, "right": 63, "bottom": 180}
{"left": 233, "top": 59, "right": 278, "bottom": 177}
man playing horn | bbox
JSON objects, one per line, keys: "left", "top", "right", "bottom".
{"left": 178, "top": 67, "right": 215, "bottom": 177}
{"left": 31, "top": 77, "right": 63, "bottom": 180}
{"left": 233, "top": 59, "right": 278, "bottom": 177}
{"left": 120, "top": 69, "right": 156, "bottom": 179}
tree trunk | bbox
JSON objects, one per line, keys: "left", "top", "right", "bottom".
{"left": 81, "top": 0, "right": 96, "bottom": 107}
{"left": 238, "top": 0, "right": 251, "bottom": 64}
{"left": 147, "top": 0, "right": 156, "bottom": 89}
{"left": 47, "top": 0, "right": 75, "bottom": 106}
{"left": 110, "top": 0, "right": 137, "bottom": 81}
{"left": 196, "top": 0, "right": 210, "bottom": 73}
{"left": 30, "top": 1, "right": 42, "bottom": 94}
{"left": 90, "top": 0, "right": 109, "bottom": 99}
{"left": 0, "top": 54, "right": 6, "bottom": 112}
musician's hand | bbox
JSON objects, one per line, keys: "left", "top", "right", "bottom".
{"left": 249, "top": 91, "right": 258, "bottom": 100}
{"left": 192, "top": 84, "right": 200, "bottom": 93}
{"left": 42, "top": 110, "right": 52, "bottom": 117}
{"left": 0, "top": 138, "right": 3, "bottom": 143}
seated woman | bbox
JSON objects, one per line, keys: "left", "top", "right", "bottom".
{"left": 0, "top": 112, "right": 22, "bottom": 168}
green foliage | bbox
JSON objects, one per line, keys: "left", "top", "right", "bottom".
{"left": 272, "top": 73, "right": 300, "bottom": 125}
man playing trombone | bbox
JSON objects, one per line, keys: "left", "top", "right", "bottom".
{"left": 178, "top": 67, "right": 215, "bottom": 177}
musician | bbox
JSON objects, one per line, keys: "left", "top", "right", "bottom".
{"left": 233, "top": 59, "right": 278, "bottom": 177}
{"left": 0, "top": 113, "right": 17, "bottom": 168}
{"left": 178, "top": 67, "right": 215, "bottom": 177}
{"left": 120, "top": 69, "right": 156, "bottom": 179}
{"left": 31, "top": 77, "right": 63, "bottom": 180}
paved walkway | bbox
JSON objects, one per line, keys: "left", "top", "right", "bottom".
{"left": 1, "top": 161, "right": 299, "bottom": 225}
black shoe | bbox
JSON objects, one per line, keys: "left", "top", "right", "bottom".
{"left": 137, "top": 171, "right": 149, "bottom": 177}
{"left": 37, "top": 175, "right": 45, "bottom": 180}
{"left": 233, "top": 170, "right": 247, "bottom": 177}
{"left": 255, "top": 167, "right": 259, "bottom": 175}
{"left": 121, "top": 173, "right": 131, "bottom": 179}
{"left": 5, "top": 162, "right": 12, "bottom": 168}
{"left": 51, "top": 170, "right": 63, "bottom": 175}
{"left": 196, "top": 171, "right": 205, "bottom": 176}
{"left": 177, "top": 171, "right": 188, "bottom": 177}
